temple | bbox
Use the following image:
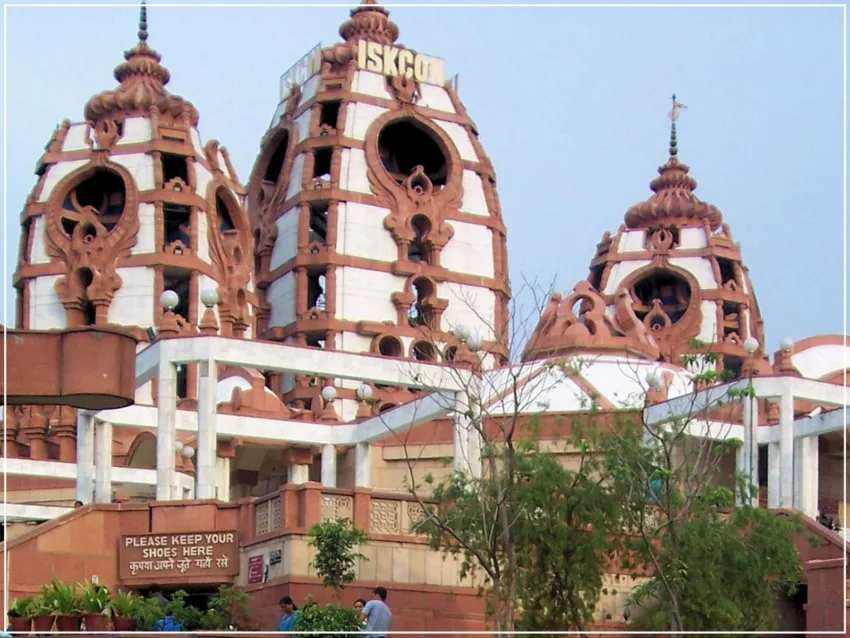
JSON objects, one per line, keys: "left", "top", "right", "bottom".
{"left": 2, "top": 1, "right": 847, "bottom": 634}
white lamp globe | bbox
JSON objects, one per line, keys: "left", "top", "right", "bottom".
{"left": 321, "top": 386, "right": 337, "bottom": 403}
{"left": 646, "top": 370, "right": 664, "bottom": 391}
{"left": 200, "top": 288, "right": 219, "bottom": 308}
{"left": 780, "top": 337, "right": 794, "bottom": 352}
{"left": 182, "top": 445, "right": 195, "bottom": 460}
{"left": 160, "top": 290, "right": 179, "bottom": 311}
{"left": 174, "top": 441, "right": 184, "bottom": 453}
{"left": 454, "top": 324, "right": 470, "bottom": 342}
{"left": 743, "top": 337, "right": 759, "bottom": 354}
{"left": 466, "top": 331, "right": 483, "bottom": 353}
{"left": 356, "top": 384, "right": 373, "bottom": 401}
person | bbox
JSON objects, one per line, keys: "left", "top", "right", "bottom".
{"left": 73, "top": 500, "right": 83, "bottom": 508}
{"left": 154, "top": 612, "right": 184, "bottom": 632}
{"left": 353, "top": 598, "right": 366, "bottom": 613}
{"left": 278, "top": 596, "right": 299, "bottom": 633}
{"left": 360, "top": 587, "right": 392, "bottom": 638}
{"left": 149, "top": 585, "right": 169, "bottom": 610}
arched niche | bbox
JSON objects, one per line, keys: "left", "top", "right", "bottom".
{"left": 126, "top": 431, "right": 157, "bottom": 469}
{"left": 247, "top": 123, "right": 297, "bottom": 218}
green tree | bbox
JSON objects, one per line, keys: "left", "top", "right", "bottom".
{"left": 307, "top": 517, "right": 368, "bottom": 601}
{"left": 603, "top": 339, "right": 807, "bottom": 636}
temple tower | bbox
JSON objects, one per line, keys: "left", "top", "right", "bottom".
{"left": 247, "top": 0, "right": 511, "bottom": 414}
{"left": 524, "top": 97, "right": 767, "bottom": 377}
{"left": 13, "top": 3, "right": 255, "bottom": 402}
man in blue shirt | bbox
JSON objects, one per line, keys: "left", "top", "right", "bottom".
{"left": 360, "top": 587, "right": 392, "bottom": 638}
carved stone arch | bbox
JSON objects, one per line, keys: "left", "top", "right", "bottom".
{"left": 364, "top": 107, "right": 462, "bottom": 259}
{"left": 248, "top": 120, "right": 298, "bottom": 233}
{"left": 371, "top": 333, "right": 405, "bottom": 358}
{"left": 126, "top": 431, "right": 157, "bottom": 468}
{"left": 391, "top": 274, "right": 448, "bottom": 330}
{"left": 617, "top": 263, "right": 704, "bottom": 363}
{"left": 43, "top": 160, "right": 141, "bottom": 326}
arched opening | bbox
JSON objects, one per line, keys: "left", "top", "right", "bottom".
{"left": 408, "top": 278, "right": 435, "bottom": 328}
{"left": 377, "top": 120, "right": 448, "bottom": 187}
{"left": 215, "top": 191, "right": 236, "bottom": 233}
{"left": 61, "top": 169, "right": 126, "bottom": 233}
{"left": 631, "top": 270, "right": 692, "bottom": 327}
{"left": 76, "top": 268, "right": 96, "bottom": 326}
{"left": 307, "top": 271, "right": 326, "bottom": 310}
{"left": 378, "top": 336, "right": 403, "bottom": 358}
{"left": 444, "top": 345, "right": 458, "bottom": 362}
{"left": 408, "top": 215, "right": 433, "bottom": 264}
{"left": 412, "top": 341, "right": 436, "bottom": 362}
{"left": 263, "top": 131, "right": 290, "bottom": 185}
{"left": 127, "top": 433, "right": 157, "bottom": 469}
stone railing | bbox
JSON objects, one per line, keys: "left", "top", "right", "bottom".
{"left": 246, "top": 483, "right": 429, "bottom": 543}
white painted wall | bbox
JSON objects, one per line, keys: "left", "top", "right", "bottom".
{"left": 29, "top": 275, "right": 67, "bottom": 329}
{"left": 121, "top": 118, "right": 153, "bottom": 145}
{"left": 335, "top": 267, "right": 399, "bottom": 324}
{"left": 438, "top": 282, "right": 496, "bottom": 341}
{"left": 132, "top": 203, "right": 156, "bottom": 255}
{"left": 295, "top": 109, "right": 313, "bottom": 144}
{"left": 62, "top": 124, "right": 90, "bottom": 152}
{"left": 418, "top": 85, "right": 456, "bottom": 114}
{"left": 433, "top": 120, "right": 477, "bottom": 163}
{"left": 136, "top": 380, "right": 154, "bottom": 406}
{"left": 190, "top": 129, "right": 204, "bottom": 157}
{"left": 267, "top": 272, "right": 297, "bottom": 327}
{"left": 669, "top": 257, "right": 717, "bottom": 290}
{"left": 460, "top": 170, "right": 489, "bottom": 216}
{"left": 792, "top": 344, "right": 847, "bottom": 380}
{"left": 678, "top": 228, "right": 708, "bottom": 249}
{"left": 339, "top": 149, "right": 371, "bottom": 195}
{"left": 196, "top": 212, "right": 210, "bottom": 263}
{"left": 37, "top": 160, "right": 89, "bottom": 203}
{"left": 270, "top": 211, "right": 299, "bottom": 270}
{"left": 618, "top": 231, "right": 645, "bottom": 253}
{"left": 698, "top": 300, "right": 719, "bottom": 344}
{"left": 109, "top": 267, "right": 156, "bottom": 326}
{"left": 338, "top": 331, "right": 373, "bottom": 355}
{"left": 441, "top": 222, "right": 495, "bottom": 278}
{"left": 29, "top": 216, "right": 51, "bottom": 265}
{"left": 195, "top": 162, "right": 213, "bottom": 200}
{"left": 336, "top": 202, "right": 396, "bottom": 262}
{"left": 110, "top": 153, "right": 156, "bottom": 191}
{"left": 351, "top": 71, "right": 392, "bottom": 100}
{"left": 603, "top": 260, "right": 651, "bottom": 295}
{"left": 286, "top": 154, "right": 305, "bottom": 201}
{"left": 344, "top": 102, "right": 389, "bottom": 141}
{"left": 298, "top": 74, "right": 321, "bottom": 107}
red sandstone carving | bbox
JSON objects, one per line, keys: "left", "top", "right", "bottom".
{"left": 339, "top": 0, "right": 399, "bottom": 46}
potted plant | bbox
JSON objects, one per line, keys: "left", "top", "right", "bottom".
{"left": 42, "top": 577, "right": 82, "bottom": 631}
{"left": 166, "top": 590, "right": 203, "bottom": 631}
{"left": 131, "top": 596, "right": 164, "bottom": 632}
{"left": 31, "top": 591, "right": 54, "bottom": 633}
{"left": 79, "top": 580, "right": 111, "bottom": 631}
{"left": 109, "top": 589, "right": 139, "bottom": 632}
{"left": 7, "top": 597, "right": 34, "bottom": 633}
{"left": 200, "top": 585, "right": 255, "bottom": 631}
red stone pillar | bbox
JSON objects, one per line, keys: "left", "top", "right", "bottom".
{"left": 3, "top": 406, "right": 19, "bottom": 458}
{"left": 20, "top": 406, "right": 49, "bottom": 460}
{"left": 50, "top": 405, "right": 78, "bottom": 462}
{"left": 352, "top": 488, "right": 372, "bottom": 533}
{"left": 299, "top": 482, "right": 322, "bottom": 529}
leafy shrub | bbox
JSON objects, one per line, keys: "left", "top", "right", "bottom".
{"left": 295, "top": 604, "right": 363, "bottom": 637}
{"left": 132, "top": 597, "right": 164, "bottom": 631}
{"left": 200, "top": 585, "right": 256, "bottom": 630}
{"left": 167, "top": 590, "right": 203, "bottom": 630}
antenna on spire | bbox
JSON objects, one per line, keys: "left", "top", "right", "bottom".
{"left": 138, "top": 0, "right": 148, "bottom": 43}
{"left": 667, "top": 93, "right": 687, "bottom": 158}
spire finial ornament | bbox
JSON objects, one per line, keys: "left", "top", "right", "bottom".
{"left": 667, "top": 94, "right": 687, "bottom": 158}
{"left": 339, "top": 0, "right": 399, "bottom": 46}
{"left": 138, "top": 0, "right": 148, "bottom": 43}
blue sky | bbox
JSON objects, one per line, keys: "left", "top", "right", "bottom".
{"left": 3, "top": 1, "right": 845, "bottom": 351}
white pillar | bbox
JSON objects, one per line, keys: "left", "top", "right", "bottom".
{"left": 288, "top": 464, "right": 309, "bottom": 485}
{"left": 216, "top": 456, "right": 231, "bottom": 501}
{"left": 767, "top": 442, "right": 780, "bottom": 509}
{"left": 321, "top": 444, "right": 337, "bottom": 487}
{"left": 452, "top": 384, "right": 482, "bottom": 478}
{"left": 749, "top": 398, "right": 759, "bottom": 506}
{"left": 156, "top": 359, "right": 178, "bottom": 501}
{"left": 796, "top": 436, "right": 819, "bottom": 518}
{"left": 75, "top": 411, "right": 95, "bottom": 504}
{"left": 196, "top": 359, "right": 218, "bottom": 500}
{"left": 94, "top": 420, "right": 113, "bottom": 503}
{"left": 354, "top": 442, "right": 371, "bottom": 488}
{"left": 779, "top": 387, "right": 794, "bottom": 509}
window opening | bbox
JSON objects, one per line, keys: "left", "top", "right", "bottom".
{"left": 309, "top": 203, "right": 329, "bottom": 244}
{"left": 62, "top": 169, "right": 126, "bottom": 232}
{"left": 723, "top": 356, "right": 743, "bottom": 379}
{"left": 319, "top": 101, "right": 341, "bottom": 130}
{"left": 718, "top": 258, "right": 737, "bottom": 287}
{"left": 588, "top": 265, "right": 605, "bottom": 291}
{"left": 313, "top": 148, "right": 333, "bottom": 180}
{"left": 176, "top": 364, "right": 188, "bottom": 400}
{"left": 163, "top": 271, "right": 191, "bottom": 320}
{"left": 444, "top": 346, "right": 457, "bottom": 362}
{"left": 377, "top": 120, "right": 447, "bottom": 187}
{"left": 163, "top": 204, "right": 192, "bottom": 248}
{"left": 307, "top": 271, "right": 327, "bottom": 311}
{"left": 215, "top": 192, "right": 236, "bottom": 232}
{"left": 408, "top": 216, "right": 432, "bottom": 264}
{"left": 408, "top": 278, "right": 434, "bottom": 328}
{"left": 631, "top": 272, "right": 691, "bottom": 326}
{"left": 379, "top": 403, "right": 397, "bottom": 414}
{"left": 162, "top": 153, "right": 189, "bottom": 186}
{"left": 412, "top": 341, "right": 436, "bottom": 362}
{"left": 306, "top": 334, "right": 327, "bottom": 349}
{"left": 378, "top": 336, "right": 402, "bottom": 358}
{"left": 264, "top": 132, "right": 290, "bottom": 184}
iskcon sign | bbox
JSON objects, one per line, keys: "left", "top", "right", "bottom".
{"left": 357, "top": 41, "right": 446, "bottom": 86}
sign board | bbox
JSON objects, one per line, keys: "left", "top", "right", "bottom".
{"left": 357, "top": 41, "right": 446, "bottom": 87}
{"left": 119, "top": 532, "right": 239, "bottom": 582}
{"left": 280, "top": 43, "right": 323, "bottom": 100}
{"left": 247, "top": 555, "right": 265, "bottom": 585}
{"left": 269, "top": 549, "right": 282, "bottom": 566}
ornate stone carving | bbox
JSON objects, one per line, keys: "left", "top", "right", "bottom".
{"left": 387, "top": 75, "right": 419, "bottom": 104}
{"left": 338, "top": 0, "right": 400, "bottom": 46}
{"left": 322, "top": 494, "right": 354, "bottom": 521}
{"left": 44, "top": 163, "right": 140, "bottom": 326}
{"left": 369, "top": 498, "right": 401, "bottom": 534}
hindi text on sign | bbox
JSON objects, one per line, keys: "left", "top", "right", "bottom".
{"left": 119, "top": 531, "right": 239, "bottom": 582}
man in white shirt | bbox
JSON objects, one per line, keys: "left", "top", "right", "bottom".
{"left": 361, "top": 586, "right": 393, "bottom": 638}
